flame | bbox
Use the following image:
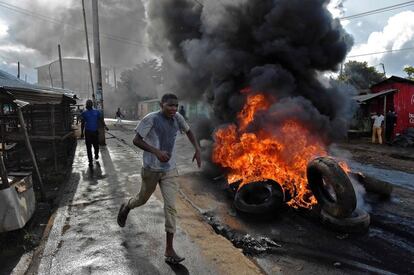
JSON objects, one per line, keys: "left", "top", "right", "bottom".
{"left": 338, "top": 161, "right": 351, "bottom": 174}
{"left": 237, "top": 94, "right": 271, "bottom": 131}
{"left": 213, "top": 92, "right": 328, "bottom": 209}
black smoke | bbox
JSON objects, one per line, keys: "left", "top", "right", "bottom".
{"left": 147, "top": 0, "right": 355, "bottom": 142}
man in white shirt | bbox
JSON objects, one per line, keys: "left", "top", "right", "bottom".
{"left": 117, "top": 93, "right": 201, "bottom": 265}
{"left": 371, "top": 112, "right": 384, "bottom": 144}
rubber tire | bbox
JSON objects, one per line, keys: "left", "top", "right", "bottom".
{"left": 353, "top": 173, "right": 393, "bottom": 197}
{"left": 234, "top": 180, "right": 284, "bottom": 214}
{"left": 307, "top": 157, "right": 356, "bottom": 218}
{"left": 320, "top": 208, "right": 370, "bottom": 233}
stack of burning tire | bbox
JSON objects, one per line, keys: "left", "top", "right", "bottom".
{"left": 307, "top": 157, "right": 370, "bottom": 233}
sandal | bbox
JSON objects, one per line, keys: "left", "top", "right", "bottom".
{"left": 165, "top": 255, "right": 185, "bottom": 265}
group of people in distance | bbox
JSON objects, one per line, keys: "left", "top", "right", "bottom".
{"left": 371, "top": 109, "right": 397, "bottom": 145}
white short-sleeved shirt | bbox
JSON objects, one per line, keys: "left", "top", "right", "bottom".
{"left": 371, "top": 115, "right": 384, "bottom": 128}
{"left": 135, "top": 111, "right": 190, "bottom": 172}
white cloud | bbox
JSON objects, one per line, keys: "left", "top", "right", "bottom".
{"left": 327, "top": 0, "right": 346, "bottom": 18}
{"left": 0, "top": 20, "right": 7, "bottom": 38}
{"left": 0, "top": 44, "right": 36, "bottom": 54}
{"left": 348, "top": 11, "right": 414, "bottom": 65}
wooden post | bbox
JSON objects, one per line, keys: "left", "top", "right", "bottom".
{"left": 0, "top": 102, "right": 8, "bottom": 189}
{"left": 58, "top": 44, "right": 65, "bottom": 89}
{"left": 383, "top": 95, "right": 387, "bottom": 141}
{"left": 51, "top": 105, "right": 58, "bottom": 171}
{"left": 1, "top": 102, "right": 6, "bottom": 159}
{"left": 17, "top": 107, "right": 45, "bottom": 199}
{"left": 17, "top": 61, "right": 20, "bottom": 79}
{"left": 0, "top": 154, "right": 8, "bottom": 189}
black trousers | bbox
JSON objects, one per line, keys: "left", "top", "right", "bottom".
{"left": 385, "top": 125, "right": 394, "bottom": 142}
{"left": 85, "top": 130, "right": 99, "bottom": 163}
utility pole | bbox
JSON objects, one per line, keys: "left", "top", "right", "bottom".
{"left": 17, "top": 61, "right": 20, "bottom": 79}
{"left": 113, "top": 67, "right": 116, "bottom": 89}
{"left": 92, "top": 0, "right": 106, "bottom": 145}
{"left": 58, "top": 44, "right": 65, "bottom": 89}
{"left": 380, "top": 63, "right": 386, "bottom": 76}
{"left": 82, "top": 0, "right": 95, "bottom": 101}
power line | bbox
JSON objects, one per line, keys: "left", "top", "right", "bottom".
{"left": 340, "top": 1, "right": 414, "bottom": 20}
{"left": 0, "top": 1, "right": 150, "bottom": 48}
{"left": 347, "top": 46, "right": 414, "bottom": 58}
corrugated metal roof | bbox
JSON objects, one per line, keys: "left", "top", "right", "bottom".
{"left": 353, "top": 89, "right": 397, "bottom": 103}
{"left": 371, "top": 76, "right": 414, "bottom": 88}
{"left": 0, "top": 70, "right": 76, "bottom": 105}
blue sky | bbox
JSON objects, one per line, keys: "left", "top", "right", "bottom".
{"left": 0, "top": 0, "right": 413, "bottom": 84}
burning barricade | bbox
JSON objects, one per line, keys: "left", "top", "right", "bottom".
{"left": 212, "top": 92, "right": 370, "bottom": 233}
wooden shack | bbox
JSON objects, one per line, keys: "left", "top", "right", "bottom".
{"left": 0, "top": 70, "right": 76, "bottom": 195}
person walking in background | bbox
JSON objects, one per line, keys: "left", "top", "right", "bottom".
{"left": 178, "top": 105, "right": 187, "bottom": 120}
{"left": 117, "top": 93, "right": 201, "bottom": 265}
{"left": 81, "top": 99, "right": 107, "bottom": 168}
{"left": 115, "top": 107, "right": 124, "bottom": 126}
{"left": 371, "top": 112, "right": 384, "bottom": 144}
{"left": 385, "top": 109, "right": 397, "bottom": 144}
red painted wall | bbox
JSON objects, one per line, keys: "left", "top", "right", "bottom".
{"left": 371, "top": 82, "right": 414, "bottom": 135}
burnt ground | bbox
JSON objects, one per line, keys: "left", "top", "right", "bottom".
{"left": 0, "top": 138, "right": 77, "bottom": 275}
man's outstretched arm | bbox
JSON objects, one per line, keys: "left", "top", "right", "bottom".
{"left": 133, "top": 134, "right": 170, "bottom": 162}
{"left": 185, "top": 129, "right": 201, "bottom": 168}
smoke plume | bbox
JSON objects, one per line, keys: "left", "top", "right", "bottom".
{"left": 147, "top": 0, "right": 355, "bottom": 142}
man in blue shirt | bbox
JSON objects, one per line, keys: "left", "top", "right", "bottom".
{"left": 81, "top": 99, "right": 105, "bottom": 167}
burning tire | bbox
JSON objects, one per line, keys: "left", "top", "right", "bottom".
{"left": 320, "top": 208, "right": 370, "bottom": 233}
{"left": 234, "top": 180, "right": 284, "bottom": 214}
{"left": 307, "top": 157, "right": 356, "bottom": 218}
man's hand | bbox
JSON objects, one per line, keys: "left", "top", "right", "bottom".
{"left": 155, "top": 150, "right": 171, "bottom": 162}
{"left": 192, "top": 149, "right": 201, "bottom": 168}
{"left": 105, "top": 126, "right": 109, "bottom": 131}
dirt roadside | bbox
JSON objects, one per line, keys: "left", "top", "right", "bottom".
{"left": 334, "top": 138, "right": 414, "bottom": 173}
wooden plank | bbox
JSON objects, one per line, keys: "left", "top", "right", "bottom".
{"left": 17, "top": 107, "right": 45, "bottom": 199}
{"left": 5, "top": 133, "right": 73, "bottom": 141}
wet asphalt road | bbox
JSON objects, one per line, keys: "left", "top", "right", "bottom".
{"left": 37, "top": 132, "right": 217, "bottom": 274}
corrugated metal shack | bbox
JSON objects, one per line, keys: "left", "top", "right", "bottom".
{"left": 0, "top": 70, "right": 76, "bottom": 195}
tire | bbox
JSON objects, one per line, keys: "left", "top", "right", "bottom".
{"left": 320, "top": 208, "right": 370, "bottom": 233}
{"left": 234, "top": 180, "right": 284, "bottom": 214}
{"left": 352, "top": 173, "right": 393, "bottom": 197}
{"left": 307, "top": 157, "right": 356, "bottom": 218}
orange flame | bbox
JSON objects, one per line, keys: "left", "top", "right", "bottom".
{"left": 338, "top": 161, "right": 351, "bottom": 174}
{"left": 213, "top": 92, "right": 328, "bottom": 208}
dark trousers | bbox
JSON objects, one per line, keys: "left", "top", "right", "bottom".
{"left": 85, "top": 130, "right": 99, "bottom": 163}
{"left": 385, "top": 125, "right": 394, "bottom": 142}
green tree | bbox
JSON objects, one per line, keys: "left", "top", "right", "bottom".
{"left": 338, "top": 60, "right": 386, "bottom": 89}
{"left": 403, "top": 65, "right": 414, "bottom": 80}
